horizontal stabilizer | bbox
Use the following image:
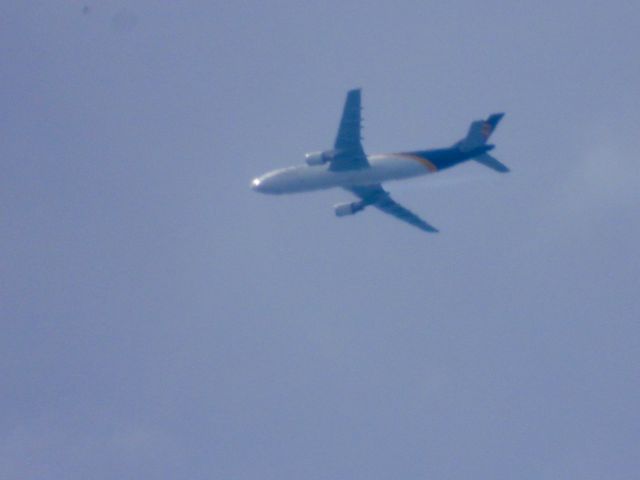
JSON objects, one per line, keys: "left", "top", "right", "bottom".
{"left": 474, "top": 153, "right": 509, "bottom": 173}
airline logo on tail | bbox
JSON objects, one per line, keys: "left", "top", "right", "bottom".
{"left": 481, "top": 121, "right": 494, "bottom": 139}
{"left": 482, "top": 113, "right": 505, "bottom": 141}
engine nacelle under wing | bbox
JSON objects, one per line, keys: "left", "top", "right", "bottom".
{"left": 305, "top": 150, "right": 333, "bottom": 166}
{"left": 334, "top": 201, "right": 366, "bottom": 217}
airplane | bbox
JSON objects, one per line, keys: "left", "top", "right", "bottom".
{"left": 251, "top": 89, "right": 508, "bottom": 233}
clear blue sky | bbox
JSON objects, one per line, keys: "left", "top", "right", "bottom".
{"left": 2, "top": 2, "right": 639, "bottom": 478}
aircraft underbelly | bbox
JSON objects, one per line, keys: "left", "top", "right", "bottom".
{"left": 353, "top": 155, "right": 427, "bottom": 184}
{"left": 272, "top": 156, "right": 429, "bottom": 193}
{"left": 306, "top": 156, "right": 427, "bottom": 189}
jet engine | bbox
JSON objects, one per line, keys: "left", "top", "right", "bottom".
{"left": 334, "top": 201, "right": 366, "bottom": 217}
{"left": 305, "top": 150, "right": 333, "bottom": 166}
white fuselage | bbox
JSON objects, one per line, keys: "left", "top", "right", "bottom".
{"left": 251, "top": 154, "right": 436, "bottom": 194}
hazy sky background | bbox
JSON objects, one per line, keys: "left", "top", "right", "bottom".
{"left": 2, "top": 1, "right": 639, "bottom": 478}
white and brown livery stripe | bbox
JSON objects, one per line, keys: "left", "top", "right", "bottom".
{"left": 392, "top": 153, "right": 438, "bottom": 172}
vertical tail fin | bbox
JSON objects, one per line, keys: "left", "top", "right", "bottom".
{"left": 456, "top": 113, "right": 509, "bottom": 173}
{"left": 457, "top": 113, "right": 504, "bottom": 152}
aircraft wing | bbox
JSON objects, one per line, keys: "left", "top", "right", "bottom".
{"left": 330, "top": 89, "right": 369, "bottom": 171}
{"left": 348, "top": 184, "right": 439, "bottom": 233}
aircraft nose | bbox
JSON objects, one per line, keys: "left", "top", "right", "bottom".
{"left": 251, "top": 174, "right": 281, "bottom": 194}
{"left": 250, "top": 178, "right": 263, "bottom": 192}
